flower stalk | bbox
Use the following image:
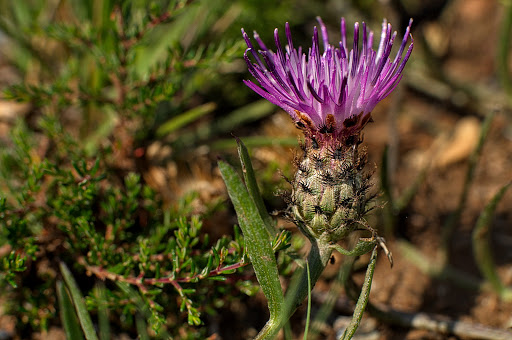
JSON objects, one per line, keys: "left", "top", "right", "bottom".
{"left": 243, "top": 17, "right": 412, "bottom": 246}
{"left": 237, "top": 16, "right": 413, "bottom": 339}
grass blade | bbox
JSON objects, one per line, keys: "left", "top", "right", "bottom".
{"left": 472, "top": 182, "right": 511, "bottom": 297}
{"left": 136, "top": 313, "right": 150, "bottom": 340}
{"left": 213, "top": 100, "right": 275, "bottom": 134}
{"left": 380, "top": 146, "right": 396, "bottom": 236}
{"left": 60, "top": 262, "right": 99, "bottom": 340}
{"left": 211, "top": 136, "right": 298, "bottom": 150}
{"left": 56, "top": 280, "right": 85, "bottom": 340}
{"left": 440, "top": 112, "right": 495, "bottom": 263}
{"left": 95, "top": 284, "right": 110, "bottom": 340}
{"left": 303, "top": 261, "right": 312, "bottom": 340}
{"left": 498, "top": 1, "right": 512, "bottom": 94}
{"left": 156, "top": 102, "right": 217, "bottom": 137}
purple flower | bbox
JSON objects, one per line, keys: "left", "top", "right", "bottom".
{"left": 242, "top": 17, "right": 413, "bottom": 142}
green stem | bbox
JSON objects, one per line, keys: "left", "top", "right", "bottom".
{"left": 472, "top": 183, "right": 511, "bottom": 298}
{"left": 341, "top": 246, "right": 378, "bottom": 340}
{"left": 498, "top": 0, "right": 512, "bottom": 95}
{"left": 439, "top": 112, "right": 494, "bottom": 265}
{"left": 290, "top": 234, "right": 334, "bottom": 313}
{"left": 254, "top": 233, "right": 333, "bottom": 340}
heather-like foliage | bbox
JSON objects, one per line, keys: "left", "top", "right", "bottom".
{"left": 0, "top": 0, "right": 292, "bottom": 337}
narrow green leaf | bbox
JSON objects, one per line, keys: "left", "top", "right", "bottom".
{"left": 218, "top": 160, "right": 283, "bottom": 323}
{"left": 472, "top": 183, "right": 511, "bottom": 296}
{"left": 59, "top": 262, "right": 99, "bottom": 340}
{"left": 235, "top": 136, "right": 274, "bottom": 235}
{"left": 213, "top": 100, "right": 275, "bottom": 134}
{"left": 395, "top": 163, "right": 429, "bottom": 213}
{"left": 96, "top": 284, "right": 110, "bottom": 340}
{"left": 380, "top": 146, "right": 393, "bottom": 207}
{"left": 341, "top": 246, "right": 378, "bottom": 340}
{"left": 56, "top": 281, "right": 85, "bottom": 340}
{"left": 441, "top": 112, "right": 495, "bottom": 262}
{"left": 207, "top": 276, "right": 227, "bottom": 281}
{"left": 11, "top": 0, "right": 32, "bottom": 27}
{"left": 211, "top": 136, "right": 298, "bottom": 150}
{"left": 156, "top": 102, "right": 217, "bottom": 137}
{"left": 303, "top": 261, "right": 312, "bottom": 340}
{"left": 177, "top": 100, "right": 277, "bottom": 147}
{"left": 259, "top": 234, "right": 333, "bottom": 340}
{"left": 398, "top": 240, "right": 483, "bottom": 291}
{"left": 498, "top": 1, "right": 512, "bottom": 94}
{"left": 136, "top": 314, "right": 150, "bottom": 340}
{"left": 380, "top": 146, "right": 395, "bottom": 236}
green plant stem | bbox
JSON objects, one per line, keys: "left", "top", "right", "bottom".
{"left": 472, "top": 183, "right": 512, "bottom": 299}
{"left": 308, "top": 258, "right": 351, "bottom": 340}
{"left": 290, "top": 234, "right": 334, "bottom": 315}
{"left": 380, "top": 146, "right": 396, "bottom": 237}
{"left": 498, "top": 0, "right": 512, "bottom": 95}
{"left": 439, "top": 112, "right": 494, "bottom": 265}
{"left": 303, "top": 261, "right": 312, "bottom": 340}
{"left": 341, "top": 246, "right": 378, "bottom": 340}
{"left": 254, "top": 233, "right": 333, "bottom": 340}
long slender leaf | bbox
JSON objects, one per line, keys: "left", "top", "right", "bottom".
{"left": 235, "top": 136, "right": 274, "bottom": 235}
{"left": 136, "top": 314, "right": 150, "bottom": 340}
{"left": 156, "top": 102, "right": 217, "bottom": 137}
{"left": 56, "top": 280, "right": 85, "bottom": 340}
{"left": 218, "top": 159, "right": 283, "bottom": 336}
{"left": 380, "top": 146, "right": 396, "bottom": 236}
{"left": 498, "top": 1, "right": 512, "bottom": 94}
{"left": 60, "top": 262, "right": 99, "bottom": 340}
{"left": 96, "top": 284, "right": 111, "bottom": 340}
{"left": 472, "top": 183, "right": 511, "bottom": 297}
{"left": 177, "top": 100, "right": 276, "bottom": 147}
{"left": 341, "top": 247, "right": 378, "bottom": 340}
{"left": 303, "top": 261, "right": 312, "bottom": 340}
{"left": 440, "top": 112, "right": 495, "bottom": 262}
{"left": 212, "top": 136, "right": 298, "bottom": 150}
{"left": 395, "top": 162, "right": 429, "bottom": 212}
{"left": 213, "top": 100, "right": 275, "bottom": 134}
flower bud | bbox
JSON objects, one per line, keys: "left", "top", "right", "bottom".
{"left": 291, "top": 137, "right": 370, "bottom": 243}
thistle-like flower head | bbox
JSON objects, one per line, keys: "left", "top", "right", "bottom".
{"left": 242, "top": 17, "right": 413, "bottom": 144}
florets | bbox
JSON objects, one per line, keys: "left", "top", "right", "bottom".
{"left": 242, "top": 18, "right": 413, "bottom": 243}
{"left": 242, "top": 17, "right": 413, "bottom": 145}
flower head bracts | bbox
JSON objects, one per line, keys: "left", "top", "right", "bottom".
{"left": 242, "top": 17, "right": 413, "bottom": 143}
